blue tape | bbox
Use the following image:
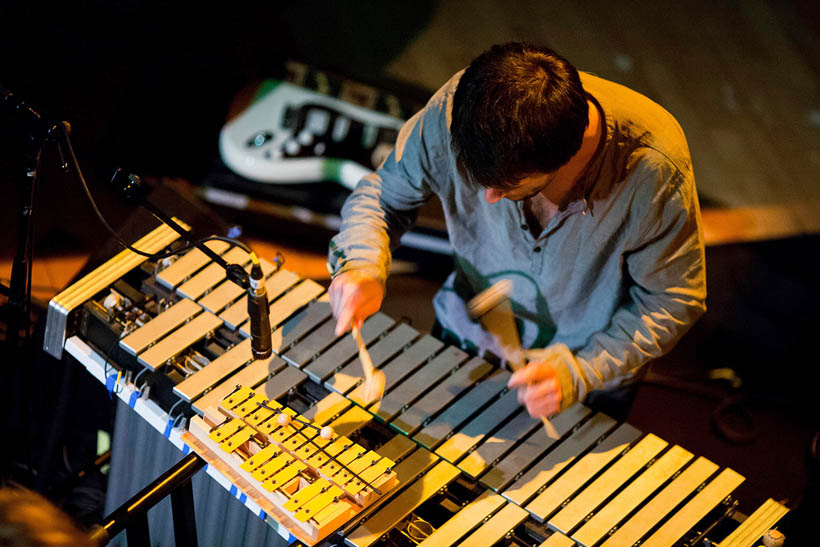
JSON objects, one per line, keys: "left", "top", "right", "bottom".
{"left": 230, "top": 485, "right": 237, "bottom": 497}
{"left": 258, "top": 509, "right": 266, "bottom": 521}
{"left": 105, "top": 374, "right": 117, "bottom": 400}
{"left": 182, "top": 444, "right": 190, "bottom": 455}
{"left": 288, "top": 533, "right": 296, "bottom": 543}
{"left": 128, "top": 391, "right": 139, "bottom": 408}
{"left": 163, "top": 418, "right": 173, "bottom": 439}
{"left": 239, "top": 493, "right": 247, "bottom": 503}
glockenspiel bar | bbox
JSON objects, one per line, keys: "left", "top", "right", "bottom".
{"left": 641, "top": 468, "right": 744, "bottom": 547}
{"left": 458, "top": 502, "right": 530, "bottom": 547}
{"left": 303, "top": 313, "right": 396, "bottom": 383}
{"left": 480, "top": 404, "right": 590, "bottom": 492}
{"left": 177, "top": 246, "right": 251, "bottom": 301}
{"left": 458, "top": 404, "right": 542, "bottom": 479}
{"left": 526, "top": 422, "right": 643, "bottom": 522}
{"left": 374, "top": 345, "right": 469, "bottom": 421}
{"left": 390, "top": 356, "right": 493, "bottom": 436}
{"left": 413, "top": 369, "right": 510, "bottom": 450}
{"left": 600, "top": 456, "right": 719, "bottom": 546}
{"left": 191, "top": 354, "right": 289, "bottom": 413}
{"left": 416, "top": 490, "right": 507, "bottom": 547}
{"left": 137, "top": 311, "right": 223, "bottom": 371}
{"left": 503, "top": 412, "right": 616, "bottom": 507}
{"left": 173, "top": 337, "right": 253, "bottom": 402}
{"left": 435, "top": 388, "right": 521, "bottom": 464}
{"left": 119, "top": 297, "right": 201, "bottom": 356}
{"left": 156, "top": 240, "right": 230, "bottom": 289}
{"left": 571, "top": 444, "right": 693, "bottom": 546}
{"left": 548, "top": 433, "right": 668, "bottom": 534}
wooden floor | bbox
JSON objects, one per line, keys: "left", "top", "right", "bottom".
{"left": 382, "top": 0, "right": 820, "bottom": 241}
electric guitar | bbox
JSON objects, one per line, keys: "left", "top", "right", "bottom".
{"left": 219, "top": 75, "right": 409, "bottom": 191}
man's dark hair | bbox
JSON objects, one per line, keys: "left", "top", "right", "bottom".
{"left": 451, "top": 42, "right": 589, "bottom": 189}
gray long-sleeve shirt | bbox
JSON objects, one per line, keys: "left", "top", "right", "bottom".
{"left": 328, "top": 71, "right": 706, "bottom": 410}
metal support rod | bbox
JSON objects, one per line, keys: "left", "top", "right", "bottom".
{"left": 89, "top": 453, "right": 206, "bottom": 545}
{"left": 171, "top": 476, "right": 198, "bottom": 547}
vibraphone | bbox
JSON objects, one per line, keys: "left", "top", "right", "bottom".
{"left": 45, "top": 223, "right": 789, "bottom": 546}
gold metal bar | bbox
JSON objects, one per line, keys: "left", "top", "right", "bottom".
{"left": 191, "top": 354, "right": 288, "bottom": 414}
{"left": 209, "top": 418, "right": 244, "bottom": 443}
{"left": 294, "top": 484, "right": 344, "bottom": 523}
{"left": 198, "top": 257, "right": 277, "bottom": 314}
{"left": 252, "top": 452, "right": 294, "bottom": 483}
{"left": 177, "top": 246, "right": 250, "bottom": 300}
{"left": 539, "top": 532, "right": 577, "bottom": 547}
{"left": 641, "top": 468, "right": 744, "bottom": 547}
{"left": 346, "top": 460, "right": 461, "bottom": 547}
{"left": 220, "top": 426, "right": 255, "bottom": 453}
{"left": 503, "top": 413, "right": 616, "bottom": 506}
{"left": 174, "top": 338, "right": 253, "bottom": 402}
{"left": 571, "top": 445, "right": 693, "bottom": 546}
{"left": 156, "top": 240, "right": 230, "bottom": 289}
{"left": 549, "top": 433, "right": 668, "bottom": 534}
{"left": 220, "top": 385, "right": 255, "bottom": 410}
{"left": 435, "top": 389, "right": 520, "bottom": 463}
{"left": 459, "top": 502, "right": 529, "bottom": 547}
{"left": 718, "top": 498, "right": 789, "bottom": 547}
{"left": 527, "top": 423, "right": 642, "bottom": 522}
{"left": 284, "top": 478, "right": 332, "bottom": 512}
{"left": 119, "top": 298, "right": 200, "bottom": 355}
{"left": 137, "top": 311, "right": 223, "bottom": 371}
{"left": 240, "top": 443, "right": 280, "bottom": 473}
{"left": 417, "top": 490, "right": 507, "bottom": 547}
{"left": 601, "top": 457, "right": 719, "bottom": 546}
{"left": 262, "top": 460, "right": 306, "bottom": 492}
{"left": 481, "top": 404, "right": 590, "bottom": 492}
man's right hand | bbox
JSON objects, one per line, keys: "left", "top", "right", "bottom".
{"left": 329, "top": 270, "right": 385, "bottom": 336}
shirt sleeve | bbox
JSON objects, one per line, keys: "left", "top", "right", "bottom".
{"left": 327, "top": 77, "right": 456, "bottom": 286}
{"left": 546, "top": 161, "right": 707, "bottom": 410}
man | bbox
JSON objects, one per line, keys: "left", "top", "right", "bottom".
{"left": 328, "top": 42, "right": 705, "bottom": 421}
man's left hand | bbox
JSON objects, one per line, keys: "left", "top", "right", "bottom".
{"left": 508, "top": 360, "right": 562, "bottom": 418}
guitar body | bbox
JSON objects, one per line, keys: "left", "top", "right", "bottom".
{"left": 219, "top": 79, "right": 406, "bottom": 190}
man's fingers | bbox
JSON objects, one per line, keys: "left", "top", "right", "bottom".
{"left": 508, "top": 361, "right": 557, "bottom": 388}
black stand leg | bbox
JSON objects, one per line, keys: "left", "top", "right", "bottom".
{"left": 90, "top": 453, "right": 205, "bottom": 545}
{"left": 171, "top": 478, "right": 198, "bottom": 547}
{"left": 125, "top": 512, "right": 151, "bottom": 547}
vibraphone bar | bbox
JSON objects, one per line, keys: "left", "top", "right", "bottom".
{"left": 46, "top": 224, "right": 789, "bottom": 546}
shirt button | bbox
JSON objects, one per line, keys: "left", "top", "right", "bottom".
{"left": 534, "top": 246, "right": 542, "bottom": 252}
{"left": 520, "top": 224, "right": 528, "bottom": 230}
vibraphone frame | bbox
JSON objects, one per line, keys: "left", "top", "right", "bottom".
{"left": 48, "top": 224, "right": 789, "bottom": 546}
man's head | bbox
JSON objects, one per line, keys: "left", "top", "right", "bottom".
{"left": 451, "top": 42, "right": 589, "bottom": 191}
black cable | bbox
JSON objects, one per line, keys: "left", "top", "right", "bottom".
{"left": 57, "top": 123, "right": 252, "bottom": 260}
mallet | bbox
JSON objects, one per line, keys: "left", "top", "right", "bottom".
{"left": 468, "top": 280, "right": 559, "bottom": 439}
{"left": 352, "top": 325, "right": 386, "bottom": 405}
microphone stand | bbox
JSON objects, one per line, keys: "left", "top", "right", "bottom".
{"left": 0, "top": 87, "right": 64, "bottom": 353}
{"left": 109, "top": 169, "right": 272, "bottom": 360}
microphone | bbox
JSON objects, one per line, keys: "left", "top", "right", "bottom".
{"left": 247, "top": 261, "right": 272, "bottom": 360}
